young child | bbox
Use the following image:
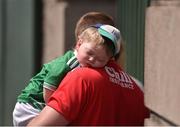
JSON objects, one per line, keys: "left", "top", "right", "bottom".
{"left": 13, "top": 23, "right": 121, "bottom": 126}
{"left": 74, "top": 11, "right": 126, "bottom": 69}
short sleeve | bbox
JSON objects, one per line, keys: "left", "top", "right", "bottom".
{"left": 43, "top": 62, "right": 70, "bottom": 91}
{"left": 43, "top": 51, "right": 79, "bottom": 91}
{"left": 47, "top": 70, "right": 87, "bottom": 121}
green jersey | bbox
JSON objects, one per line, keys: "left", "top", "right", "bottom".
{"left": 17, "top": 50, "right": 79, "bottom": 110}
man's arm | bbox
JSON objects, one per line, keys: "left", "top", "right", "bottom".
{"left": 27, "top": 106, "right": 69, "bottom": 126}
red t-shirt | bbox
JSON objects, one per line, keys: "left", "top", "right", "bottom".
{"left": 48, "top": 60, "right": 149, "bottom": 126}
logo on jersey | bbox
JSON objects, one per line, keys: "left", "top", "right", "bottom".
{"left": 105, "top": 66, "right": 134, "bottom": 89}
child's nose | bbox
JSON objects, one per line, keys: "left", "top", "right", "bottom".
{"left": 89, "top": 56, "right": 95, "bottom": 62}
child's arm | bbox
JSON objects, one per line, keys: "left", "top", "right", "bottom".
{"left": 43, "top": 87, "right": 55, "bottom": 103}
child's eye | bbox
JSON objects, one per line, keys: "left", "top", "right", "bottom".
{"left": 98, "top": 59, "right": 105, "bottom": 63}
{"left": 86, "top": 51, "right": 93, "bottom": 56}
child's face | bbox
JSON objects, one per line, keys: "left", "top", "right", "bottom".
{"left": 76, "top": 40, "right": 112, "bottom": 68}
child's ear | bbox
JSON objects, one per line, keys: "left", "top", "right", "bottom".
{"left": 76, "top": 38, "right": 83, "bottom": 48}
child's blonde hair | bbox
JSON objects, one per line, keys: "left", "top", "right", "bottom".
{"left": 78, "top": 27, "right": 114, "bottom": 56}
{"left": 79, "top": 27, "right": 103, "bottom": 45}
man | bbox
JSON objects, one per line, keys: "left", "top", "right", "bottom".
{"left": 27, "top": 59, "right": 149, "bottom": 126}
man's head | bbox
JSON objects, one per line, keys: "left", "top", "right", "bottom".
{"left": 75, "top": 12, "right": 114, "bottom": 41}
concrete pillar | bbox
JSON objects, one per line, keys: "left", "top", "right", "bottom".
{"left": 144, "top": 0, "right": 180, "bottom": 125}
{"left": 43, "top": 0, "right": 67, "bottom": 63}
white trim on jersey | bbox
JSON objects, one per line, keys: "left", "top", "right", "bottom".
{"left": 43, "top": 82, "right": 57, "bottom": 91}
{"left": 66, "top": 56, "right": 80, "bottom": 69}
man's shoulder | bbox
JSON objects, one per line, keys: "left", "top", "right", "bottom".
{"left": 68, "top": 67, "right": 102, "bottom": 80}
{"left": 71, "top": 67, "right": 98, "bottom": 74}
{"left": 71, "top": 60, "right": 118, "bottom": 75}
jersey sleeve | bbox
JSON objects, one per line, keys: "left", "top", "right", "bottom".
{"left": 43, "top": 51, "right": 79, "bottom": 91}
{"left": 43, "top": 62, "right": 71, "bottom": 91}
{"left": 47, "top": 70, "right": 87, "bottom": 121}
